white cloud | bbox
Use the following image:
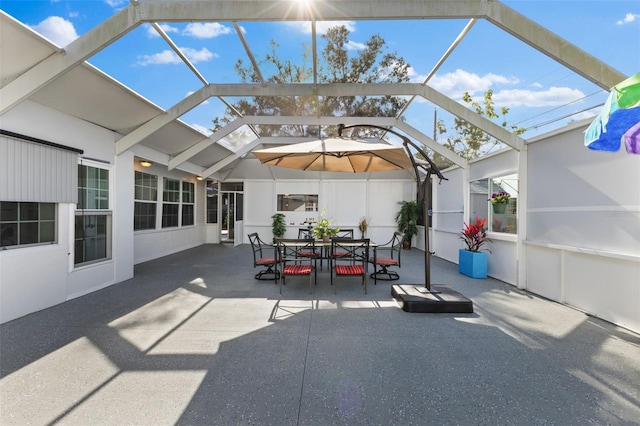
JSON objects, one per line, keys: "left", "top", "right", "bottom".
{"left": 183, "top": 22, "right": 232, "bottom": 38}
{"left": 284, "top": 21, "right": 356, "bottom": 35}
{"left": 136, "top": 47, "right": 216, "bottom": 66}
{"left": 346, "top": 40, "right": 366, "bottom": 50}
{"left": 492, "top": 86, "right": 585, "bottom": 107}
{"left": 191, "top": 124, "right": 213, "bottom": 136}
{"left": 146, "top": 23, "right": 180, "bottom": 38}
{"left": 29, "top": 16, "right": 79, "bottom": 46}
{"left": 616, "top": 13, "right": 640, "bottom": 25}
{"left": 428, "top": 69, "right": 519, "bottom": 99}
{"left": 104, "top": 0, "right": 127, "bottom": 8}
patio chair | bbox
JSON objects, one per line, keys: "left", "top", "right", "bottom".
{"left": 248, "top": 232, "right": 279, "bottom": 281}
{"left": 275, "top": 238, "right": 317, "bottom": 294}
{"left": 369, "top": 231, "right": 403, "bottom": 284}
{"left": 330, "top": 238, "right": 370, "bottom": 294}
{"left": 330, "top": 229, "right": 354, "bottom": 259}
{"left": 298, "top": 227, "right": 323, "bottom": 266}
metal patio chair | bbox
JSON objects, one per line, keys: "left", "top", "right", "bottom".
{"left": 369, "top": 231, "right": 403, "bottom": 284}
{"left": 248, "top": 232, "right": 279, "bottom": 281}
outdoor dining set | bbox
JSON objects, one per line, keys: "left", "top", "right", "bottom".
{"left": 248, "top": 229, "right": 404, "bottom": 294}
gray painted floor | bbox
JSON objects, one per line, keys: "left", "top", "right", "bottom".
{"left": 1, "top": 244, "right": 639, "bottom": 425}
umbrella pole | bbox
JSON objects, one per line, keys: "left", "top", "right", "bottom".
{"left": 423, "top": 175, "right": 431, "bottom": 291}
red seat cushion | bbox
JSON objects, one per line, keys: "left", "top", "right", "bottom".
{"left": 335, "top": 265, "right": 364, "bottom": 275}
{"left": 332, "top": 251, "right": 352, "bottom": 258}
{"left": 256, "top": 257, "right": 275, "bottom": 266}
{"left": 371, "top": 257, "right": 398, "bottom": 266}
{"left": 298, "top": 250, "right": 321, "bottom": 258}
{"left": 284, "top": 265, "right": 312, "bottom": 275}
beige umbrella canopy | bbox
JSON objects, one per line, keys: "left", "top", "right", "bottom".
{"left": 253, "top": 137, "right": 414, "bottom": 173}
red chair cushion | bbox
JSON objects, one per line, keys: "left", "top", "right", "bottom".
{"left": 371, "top": 257, "right": 398, "bottom": 266}
{"left": 299, "top": 250, "right": 321, "bottom": 258}
{"left": 284, "top": 265, "right": 312, "bottom": 275}
{"left": 336, "top": 265, "right": 364, "bottom": 275}
{"left": 332, "top": 251, "right": 352, "bottom": 258}
{"left": 257, "top": 257, "right": 275, "bottom": 266}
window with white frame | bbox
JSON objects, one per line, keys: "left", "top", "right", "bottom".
{"left": 162, "top": 177, "right": 180, "bottom": 228}
{"left": 206, "top": 180, "right": 218, "bottom": 224}
{"left": 469, "top": 173, "right": 518, "bottom": 234}
{"left": 1, "top": 202, "right": 56, "bottom": 248}
{"left": 182, "top": 181, "right": 195, "bottom": 226}
{"left": 75, "top": 163, "right": 112, "bottom": 265}
{"left": 134, "top": 171, "right": 158, "bottom": 230}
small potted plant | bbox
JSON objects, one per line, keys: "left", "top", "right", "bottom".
{"left": 395, "top": 200, "right": 421, "bottom": 249}
{"left": 312, "top": 216, "right": 340, "bottom": 242}
{"left": 271, "top": 213, "right": 286, "bottom": 243}
{"left": 489, "top": 190, "right": 510, "bottom": 214}
{"left": 458, "top": 216, "right": 491, "bottom": 278}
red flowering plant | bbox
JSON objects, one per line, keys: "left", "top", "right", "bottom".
{"left": 460, "top": 216, "right": 491, "bottom": 252}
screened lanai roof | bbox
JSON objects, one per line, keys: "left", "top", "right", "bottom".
{"left": 0, "top": 1, "right": 633, "bottom": 180}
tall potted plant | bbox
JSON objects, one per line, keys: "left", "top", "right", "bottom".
{"left": 395, "top": 200, "right": 421, "bottom": 249}
{"left": 271, "top": 213, "right": 286, "bottom": 243}
{"left": 458, "top": 216, "right": 491, "bottom": 278}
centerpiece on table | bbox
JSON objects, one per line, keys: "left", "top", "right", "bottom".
{"left": 489, "top": 190, "right": 510, "bottom": 214}
{"left": 458, "top": 216, "right": 491, "bottom": 278}
{"left": 311, "top": 214, "right": 340, "bottom": 242}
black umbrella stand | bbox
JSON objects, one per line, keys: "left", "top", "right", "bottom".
{"left": 338, "top": 124, "right": 473, "bottom": 313}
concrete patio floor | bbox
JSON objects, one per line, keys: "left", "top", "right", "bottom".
{"left": 1, "top": 243, "right": 639, "bottom": 425}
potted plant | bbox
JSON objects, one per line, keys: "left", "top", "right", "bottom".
{"left": 312, "top": 216, "right": 340, "bottom": 242}
{"left": 358, "top": 216, "right": 369, "bottom": 238}
{"left": 489, "top": 190, "right": 510, "bottom": 214}
{"left": 395, "top": 200, "right": 421, "bottom": 249}
{"left": 271, "top": 213, "right": 286, "bottom": 243}
{"left": 458, "top": 216, "right": 491, "bottom": 278}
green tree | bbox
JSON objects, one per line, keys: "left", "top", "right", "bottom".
{"left": 212, "top": 25, "right": 410, "bottom": 137}
{"left": 432, "top": 90, "right": 526, "bottom": 167}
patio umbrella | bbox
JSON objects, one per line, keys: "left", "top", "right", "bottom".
{"left": 584, "top": 72, "right": 640, "bottom": 154}
{"left": 253, "top": 137, "right": 415, "bottom": 173}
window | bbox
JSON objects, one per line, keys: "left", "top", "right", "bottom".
{"left": 134, "top": 171, "right": 157, "bottom": 230}
{"left": 1, "top": 202, "right": 56, "bottom": 248}
{"left": 277, "top": 194, "right": 318, "bottom": 212}
{"left": 206, "top": 180, "right": 218, "bottom": 224}
{"left": 470, "top": 174, "right": 518, "bottom": 234}
{"left": 182, "top": 181, "right": 195, "bottom": 226}
{"left": 162, "top": 178, "right": 180, "bottom": 228}
{"left": 75, "top": 164, "right": 111, "bottom": 265}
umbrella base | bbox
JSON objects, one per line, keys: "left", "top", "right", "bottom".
{"left": 391, "top": 285, "right": 473, "bottom": 313}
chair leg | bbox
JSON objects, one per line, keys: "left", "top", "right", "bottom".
{"left": 255, "top": 265, "right": 280, "bottom": 281}
{"left": 370, "top": 265, "right": 399, "bottom": 282}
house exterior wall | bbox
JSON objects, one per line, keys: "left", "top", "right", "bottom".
{"left": 0, "top": 101, "right": 203, "bottom": 324}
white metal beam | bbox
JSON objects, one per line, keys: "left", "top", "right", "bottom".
{"left": 168, "top": 118, "right": 245, "bottom": 170}
{"left": 393, "top": 121, "right": 467, "bottom": 168}
{"left": 201, "top": 137, "right": 263, "bottom": 177}
{"left": 115, "top": 86, "right": 210, "bottom": 155}
{"left": 486, "top": 1, "right": 626, "bottom": 89}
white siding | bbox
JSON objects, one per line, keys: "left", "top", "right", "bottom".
{"left": 0, "top": 133, "right": 79, "bottom": 203}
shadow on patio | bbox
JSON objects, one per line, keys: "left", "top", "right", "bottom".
{"left": 1, "top": 244, "right": 639, "bottom": 425}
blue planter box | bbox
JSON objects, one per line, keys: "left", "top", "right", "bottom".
{"left": 458, "top": 249, "right": 487, "bottom": 279}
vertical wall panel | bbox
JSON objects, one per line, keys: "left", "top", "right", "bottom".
{"left": 0, "top": 134, "right": 78, "bottom": 203}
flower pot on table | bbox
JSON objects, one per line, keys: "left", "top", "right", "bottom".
{"left": 458, "top": 249, "right": 487, "bottom": 279}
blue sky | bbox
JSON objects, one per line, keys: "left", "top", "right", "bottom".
{"left": 2, "top": 0, "right": 639, "bottom": 143}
